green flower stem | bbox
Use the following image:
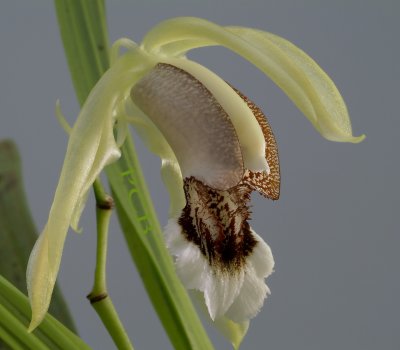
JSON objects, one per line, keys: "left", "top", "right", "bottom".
{"left": 0, "top": 276, "right": 91, "bottom": 350}
{"left": 88, "top": 297, "right": 134, "bottom": 350}
{"left": 87, "top": 198, "right": 134, "bottom": 350}
{"left": 93, "top": 178, "right": 109, "bottom": 207}
{"left": 0, "top": 303, "right": 49, "bottom": 350}
{"left": 91, "top": 203, "right": 111, "bottom": 295}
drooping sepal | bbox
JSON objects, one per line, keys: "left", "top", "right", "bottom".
{"left": 142, "top": 17, "right": 365, "bottom": 143}
{"left": 27, "top": 47, "right": 156, "bottom": 330}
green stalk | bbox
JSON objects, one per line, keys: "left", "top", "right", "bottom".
{"left": 87, "top": 196, "right": 134, "bottom": 350}
{"left": 91, "top": 202, "right": 112, "bottom": 296}
{"left": 89, "top": 297, "right": 133, "bottom": 350}
{"left": 54, "top": 1, "right": 214, "bottom": 349}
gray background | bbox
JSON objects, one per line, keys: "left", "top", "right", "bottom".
{"left": 1, "top": 1, "right": 399, "bottom": 349}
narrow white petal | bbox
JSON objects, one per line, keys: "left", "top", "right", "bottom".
{"left": 142, "top": 17, "right": 364, "bottom": 143}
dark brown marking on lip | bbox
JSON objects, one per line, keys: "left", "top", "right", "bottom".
{"left": 178, "top": 177, "right": 257, "bottom": 272}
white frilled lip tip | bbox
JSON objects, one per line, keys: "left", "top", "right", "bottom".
{"left": 164, "top": 219, "right": 274, "bottom": 324}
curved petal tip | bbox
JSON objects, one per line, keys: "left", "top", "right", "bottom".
{"left": 348, "top": 134, "right": 366, "bottom": 144}
{"left": 324, "top": 132, "right": 366, "bottom": 144}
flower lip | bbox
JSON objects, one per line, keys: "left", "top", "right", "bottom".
{"left": 160, "top": 57, "right": 269, "bottom": 174}
{"left": 131, "top": 62, "right": 245, "bottom": 190}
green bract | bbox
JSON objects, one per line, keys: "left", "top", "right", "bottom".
{"left": 27, "top": 16, "right": 364, "bottom": 348}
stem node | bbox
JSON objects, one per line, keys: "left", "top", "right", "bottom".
{"left": 87, "top": 292, "right": 109, "bottom": 304}
{"left": 96, "top": 194, "right": 114, "bottom": 210}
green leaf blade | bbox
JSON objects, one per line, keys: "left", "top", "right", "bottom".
{"left": 0, "top": 275, "right": 91, "bottom": 350}
{"left": 0, "top": 140, "right": 76, "bottom": 332}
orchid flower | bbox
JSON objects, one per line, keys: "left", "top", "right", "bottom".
{"left": 26, "top": 16, "right": 364, "bottom": 345}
